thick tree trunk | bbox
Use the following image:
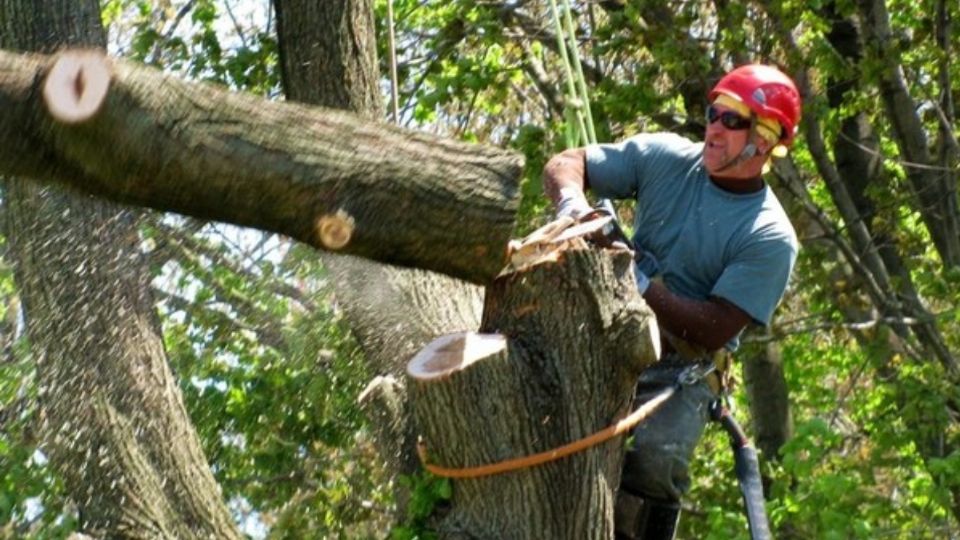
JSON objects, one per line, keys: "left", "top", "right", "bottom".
{"left": 271, "top": 0, "right": 494, "bottom": 519}
{"left": 0, "top": 47, "right": 522, "bottom": 284}
{"left": 0, "top": 2, "right": 240, "bottom": 537}
{"left": 274, "top": 0, "right": 381, "bottom": 116}
{"left": 408, "top": 246, "right": 659, "bottom": 539}
{"left": 742, "top": 343, "right": 792, "bottom": 459}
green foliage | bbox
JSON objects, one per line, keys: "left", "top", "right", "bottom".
{"left": 389, "top": 473, "right": 451, "bottom": 540}
{"left": 4, "top": 0, "right": 960, "bottom": 537}
{"left": 155, "top": 226, "right": 390, "bottom": 537}
{"left": 104, "top": 0, "right": 280, "bottom": 95}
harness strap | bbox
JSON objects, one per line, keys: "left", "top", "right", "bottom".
{"left": 659, "top": 329, "right": 732, "bottom": 393}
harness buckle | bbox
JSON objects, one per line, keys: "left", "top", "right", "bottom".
{"left": 677, "top": 362, "right": 716, "bottom": 386}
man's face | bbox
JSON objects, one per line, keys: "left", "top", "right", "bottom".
{"left": 702, "top": 105, "right": 767, "bottom": 178}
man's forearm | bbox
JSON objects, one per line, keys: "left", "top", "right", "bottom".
{"left": 642, "top": 281, "right": 751, "bottom": 352}
{"left": 542, "top": 147, "right": 589, "bottom": 204}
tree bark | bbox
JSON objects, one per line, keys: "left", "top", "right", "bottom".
{"left": 408, "top": 246, "right": 659, "bottom": 539}
{"left": 0, "top": 47, "right": 523, "bottom": 284}
{"left": 856, "top": 0, "right": 960, "bottom": 268}
{"left": 274, "top": 0, "right": 381, "bottom": 117}
{"left": 0, "top": 2, "right": 241, "bottom": 537}
{"left": 742, "top": 343, "right": 792, "bottom": 459}
{"left": 271, "top": 0, "right": 493, "bottom": 517}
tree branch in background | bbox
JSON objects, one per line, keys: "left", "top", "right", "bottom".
{"left": 856, "top": 0, "right": 960, "bottom": 267}
{"left": 151, "top": 219, "right": 317, "bottom": 312}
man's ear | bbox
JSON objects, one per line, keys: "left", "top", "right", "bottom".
{"left": 753, "top": 136, "right": 775, "bottom": 156}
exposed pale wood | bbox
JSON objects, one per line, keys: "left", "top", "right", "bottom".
{"left": 407, "top": 332, "right": 508, "bottom": 380}
{"left": 42, "top": 49, "right": 110, "bottom": 123}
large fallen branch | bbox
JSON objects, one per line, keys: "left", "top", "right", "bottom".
{"left": 0, "top": 48, "right": 523, "bottom": 284}
{"left": 407, "top": 238, "right": 659, "bottom": 539}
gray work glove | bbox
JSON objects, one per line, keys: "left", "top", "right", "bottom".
{"left": 634, "top": 261, "right": 651, "bottom": 294}
{"left": 556, "top": 187, "right": 593, "bottom": 220}
{"left": 633, "top": 246, "right": 660, "bottom": 295}
{"left": 635, "top": 247, "right": 660, "bottom": 277}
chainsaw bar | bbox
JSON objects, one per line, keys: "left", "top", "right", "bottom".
{"left": 548, "top": 214, "right": 613, "bottom": 244}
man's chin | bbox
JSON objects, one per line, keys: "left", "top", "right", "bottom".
{"left": 703, "top": 160, "right": 724, "bottom": 175}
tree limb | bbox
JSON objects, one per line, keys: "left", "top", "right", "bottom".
{"left": 0, "top": 48, "right": 523, "bottom": 284}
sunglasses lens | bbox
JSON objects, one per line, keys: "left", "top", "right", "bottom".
{"left": 706, "top": 105, "right": 720, "bottom": 123}
{"left": 706, "top": 105, "right": 750, "bottom": 130}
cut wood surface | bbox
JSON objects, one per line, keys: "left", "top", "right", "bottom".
{"left": 408, "top": 244, "right": 659, "bottom": 539}
{"left": 0, "top": 48, "right": 523, "bottom": 284}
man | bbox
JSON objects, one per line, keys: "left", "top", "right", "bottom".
{"left": 543, "top": 64, "right": 801, "bottom": 539}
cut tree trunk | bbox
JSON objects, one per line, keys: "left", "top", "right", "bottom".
{"left": 0, "top": 47, "right": 523, "bottom": 284}
{"left": 408, "top": 245, "right": 659, "bottom": 539}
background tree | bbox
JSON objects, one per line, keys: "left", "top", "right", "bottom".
{"left": 0, "top": 1, "right": 240, "bottom": 537}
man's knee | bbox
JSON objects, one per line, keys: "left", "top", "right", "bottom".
{"left": 620, "top": 378, "right": 715, "bottom": 500}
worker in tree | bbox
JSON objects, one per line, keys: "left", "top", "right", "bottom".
{"left": 543, "top": 64, "right": 801, "bottom": 539}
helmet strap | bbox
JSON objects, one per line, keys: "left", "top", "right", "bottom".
{"left": 713, "top": 114, "right": 764, "bottom": 173}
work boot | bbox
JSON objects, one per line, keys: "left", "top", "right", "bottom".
{"left": 614, "top": 490, "right": 681, "bottom": 540}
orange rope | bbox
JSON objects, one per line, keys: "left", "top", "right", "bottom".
{"left": 417, "top": 385, "right": 676, "bottom": 479}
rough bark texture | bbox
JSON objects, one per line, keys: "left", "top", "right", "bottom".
{"left": 271, "top": 0, "right": 492, "bottom": 515}
{"left": 335, "top": 257, "right": 484, "bottom": 472}
{"left": 409, "top": 246, "right": 659, "bottom": 539}
{"left": 742, "top": 343, "right": 792, "bottom": 459}
{"left": 0, "top": 47, "right": 522, "bottom": 284}
{"left": 0, "top": 2, "right": 240, "bottom": 538}
{"left": 274, "top": 0, "right": 381, "bottom": 117}
{"left": 6, "top": 186, "right": 241, "bottom": 539}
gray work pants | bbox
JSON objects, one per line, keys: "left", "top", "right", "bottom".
{"left": 620, "top": 360, "right": 718, "bottom": 502}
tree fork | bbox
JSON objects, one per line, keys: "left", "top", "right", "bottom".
{"left": 0, "top": 48, "right": 523, "bottom": 284}
{"left": 408, "top": 245, "right": 659, "bottom": 539}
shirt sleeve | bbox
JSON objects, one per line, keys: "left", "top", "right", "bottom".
{"left": 710, "top": 231, "right": 798, "bottom": 326}
{"left": 585, "top": 135, "right": 659, "bottom": 200}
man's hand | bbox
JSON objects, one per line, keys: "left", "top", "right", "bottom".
{"left": 635, "top": 248, "right": 660, "bottom": 277}
{"left": 555, "top": 187, "right": 593, "bottom": 220}
{"left": 634, "top": 262, "right": 651, "bottom": 295}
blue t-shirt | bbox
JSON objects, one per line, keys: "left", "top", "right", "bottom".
{"left": 586, "top": 133, "right": 798, "bottom": 350}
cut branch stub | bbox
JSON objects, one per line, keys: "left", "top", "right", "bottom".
{"left": 315, "top": 209, "right": 355, "bottom": 250}
{"left": 43, "top": 50, "right": 112, "bottom": 124}
{"left": 407, "top": 246, "right": 659, "bottom": 539}
{"left": 407, "top": 332, "right": 508, "bottom": 380}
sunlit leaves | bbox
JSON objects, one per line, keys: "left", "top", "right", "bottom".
{"left": 2, "top": 0, "right": 958, "bottom": 537}
{"left": 153, "top": 224, "right": 386, "bottom": 536}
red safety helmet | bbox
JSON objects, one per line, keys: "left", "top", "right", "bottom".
{"left": 708, "top": 64, "right": 802, "bottom": 146}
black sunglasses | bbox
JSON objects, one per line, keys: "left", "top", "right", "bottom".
{"left": 706, "top": 105, "right": 752, "bottom": 131}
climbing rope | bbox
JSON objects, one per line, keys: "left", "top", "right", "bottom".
{"left": 417, "top": 385, "right": 674, "bottom": 479}
{"left": 547, "top": 0, "right": 597, "bottom": 147}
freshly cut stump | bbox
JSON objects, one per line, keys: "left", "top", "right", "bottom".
{"left": 408, "top": 246, "right": 659, "bottom": 540}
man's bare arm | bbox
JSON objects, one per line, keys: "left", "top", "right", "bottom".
{"left": 643, "top": 282, "right": 752, "bottom": 352}
{"left": 542, "top": 147, "right": 589, "bottom": 205}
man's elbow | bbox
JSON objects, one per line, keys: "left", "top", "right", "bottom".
{"left": 701, "top": 334, "right": 734, "bottom": 353}
{"left": 542, "top": 148, "right": 588, "bottom": 193}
